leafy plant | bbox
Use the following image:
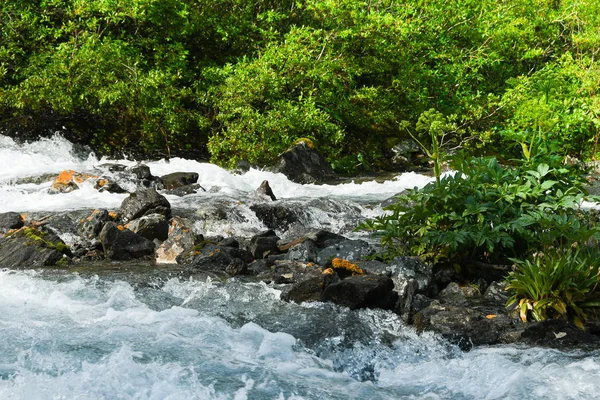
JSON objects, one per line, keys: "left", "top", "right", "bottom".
{"left": 400, "top": 109, "right": 459, "bottom": 183}
{"left": 360, "top": 154, "right": 599, "bottom": 264}
{"left": 506, "top": 247, "right": 600, "bottom": 329}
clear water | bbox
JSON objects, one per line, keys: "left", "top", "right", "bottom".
{"left": 1, "top": 134, "right": 600, "bottom": 399}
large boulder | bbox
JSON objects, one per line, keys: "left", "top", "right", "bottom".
{"left": 0, "top": 227, "right": 70, "bottom": 268}
{"left": 250, "top": 203, "right": 298, "bottom": 231}
{"left": 321, "top": 275, "right": 398, "bottom": 310}
{"left": 98, "top": 222, "right": 155, "bottom": 260}
{"left": 160, "top": 172, "right": 199, "bottom": 190}
{"left": 125, "top": 213, "right": 169, "bottom": 241}
{"left": 119, "top": 189, "right": 171, "bottom": 222}
{"left": 273, "top": 140, "right": 336, "bottom": 184}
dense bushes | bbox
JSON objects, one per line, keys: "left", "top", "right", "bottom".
{"left": 1, "top": 0, "right": 599, "bottom": 164}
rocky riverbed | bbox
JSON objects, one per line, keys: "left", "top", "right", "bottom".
{"left": 2, "top": 138, "right": 599, "bottom": 353}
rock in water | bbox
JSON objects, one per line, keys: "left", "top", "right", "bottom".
{"left": 98, "top": 222, "right": 155, "bottom": 260}
{"left": 273, "top": 140, "right": 336, "bottom": 184}
{"left": 160, "top": 172, "right": 199, "bottom": 190}
{"left": 120, "top": 189, "right": 171, "bottom": 222}
{"left": 0, "top": 212, "right": 24, "bottom": 233}
{"left": 155, "top": 217, "right": 196, "bottom": 264}
{"left": 321, "top": 275, "right": 398, "bottom": 310}
{"left": 0, "top": 227, "right": 70, "bottom": 268}
{"left": 125, "top": 213, "right": 169, "bottom": 241}
{"left": 255, "top": 180, "right": 277, "bottom": 201}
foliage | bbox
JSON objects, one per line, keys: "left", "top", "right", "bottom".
{"left": 506, "top": 247, "right": 600, "bottom": 328}
{"left": 400, "top": 109, "right": 460, "bottom": 183}
{"left": 360, "top": 155, "right": 599, "bottom": 263}
{"left": 1, "top": 0, "right": 600, "bottom": 163}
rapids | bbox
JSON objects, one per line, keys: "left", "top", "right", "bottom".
{"left": 1, "top": 134, "right": 600, "bottom": 399}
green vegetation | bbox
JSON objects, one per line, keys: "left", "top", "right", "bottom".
{"left": 1, "top": 0, "right": 599, "bottom": 166}
{"left": 360, "top": 154, "right": 600, "bottom": 326}
{"left": 506, "top": 248, "right": 600, "bottom": 329}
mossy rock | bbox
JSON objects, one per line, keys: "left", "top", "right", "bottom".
{"left": 0, "top": 227, "right": 70, "bottom": 268}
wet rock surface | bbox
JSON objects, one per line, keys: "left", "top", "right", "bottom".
{"left": 273, "top": 140, "right": 336, "bottom": 184}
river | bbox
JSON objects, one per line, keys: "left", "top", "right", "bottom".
{"left": 1, "top": 134, "right": 599, "bottom": 399}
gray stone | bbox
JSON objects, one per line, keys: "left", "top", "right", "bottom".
{"left": 321, "top": 275, "right": 398, "bottom": 310}
{"left": 98, "top": 222, "right": 155, "bottom": 260}
{"left": 160, "top": 172, "right": 199, "bottom": 190}
{"left": 273, "top": 141, "right": 336, "bottom": 184}
{"left": 316, "top": 239, "right": 375, "bottom": 265}
{"left": 125, "top": 213, "right": 169, "bottom": 241}
{"left": 120, "top": 189, "right": 171, "bottom": 222}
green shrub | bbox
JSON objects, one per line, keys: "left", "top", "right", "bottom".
{"left": 506, "top": 247, "right": 600, "bottom": 329}
{"left": 360, "top": 155, "right": 599, "bottom": 263}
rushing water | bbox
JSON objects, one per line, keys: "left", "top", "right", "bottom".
{"left": 1, "top": 134, "right": 600, "bottom": 399}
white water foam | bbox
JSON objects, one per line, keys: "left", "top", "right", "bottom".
{"left": 0, "top": 134, "right": 432, "bottom": 213}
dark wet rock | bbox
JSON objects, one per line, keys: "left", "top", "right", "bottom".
{"left": 284, "top": 239, "right": 319, "bottom": 263}
{"left": 250, "top": 203, "right": 298, "bottom": 231}
{"left": 413, "top": 299, "right": 516, "bottom": 350}
{"left": 190, "top": 243, "right": 253, "bottom": 271}
{"left": 322, "top": 275, "right": 398, "bottom": 310}
{"left": 258, "top": 259, "right": 322, "bottom": 284}
{"left": 316, "top": 239, "right": 375, "bottom": 265}
{"left": 281, "top": 274, "right": 339, "bottom": 303}
{"left": 438, "top": 282, "right": 481, "bottom": 306}
{"left": 79, "top": 209, "right": 110, "bottom": 239}
{"left": 120, "top": 189, "right": 171, "bottom": 222}
{"left": 219, "top": 237, "right": 239, "bottom": 248}
{"left": 155, "top": 217, "right": 197, "bottom": 264}
{"left": 125, "top": 213, "right": 169, "bottom": 241}
{"left": 248, "top": 254, "right": 285, "bottom": 276}
{"left": 483, "top": 281, "right": 510, "bottom": 303}
{"left": 98, "top": 222, "right": 155, "bottom": 260}
{"left": 0, "top": 212, "right": 24, "bottom": 233}
{"left": 126, "top": 164, "right": 164, "bottom": 189}
{"left": 520, "top": 319, "right": 600, "bottom": 349}
{"left": 0, "top": 227, "right": 70, "bottom": 268}
{"left": 398, "top": 278, "right": 419, "bottom": 322}
{"left": 255, "top": 180, "right": 277, "bottom": 201}
{"left": 226, "top": 258, "right": 248, "bottom": 276}
{"left": 165, "top": 183, "right": 203, "bottom": 197}
{"left": 273, "top": 140, "right": 336, "bottom": 184}
{"left": 96, "top": 180, "right": 126, "bottom": 194}
{"left": 306, "top": 230, "right": 346, "bottom": 248}
{"left": 248, "top": 230, "right": 280, "bottom": 259}
{"left": 160, "top": 172, "right": 199, "bottom": 190}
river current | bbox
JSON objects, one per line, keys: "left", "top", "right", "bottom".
{"left": 1, "top": 134, "right": 599, "bottom": 399}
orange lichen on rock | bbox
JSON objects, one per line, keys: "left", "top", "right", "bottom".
{"left": 50, "top": 170, "right": 99, "bottom": 193}
{"left": 117, "top": 225, "right": 125, "bottom": 231}
{"left": 322, "top": 268, "right": 335, "bottom": 275}
{"left": 108, "top": 211, "right": 118, "bottom": 220}
{"left": 55, "top": 169, "right": 98, "bottom": 184}
{"left": 331, "top": 258, "right": 364, "bottom": 276}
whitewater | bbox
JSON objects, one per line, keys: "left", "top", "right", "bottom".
{"left": 1, "top": 134, "right": 599, "bottom": 399}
